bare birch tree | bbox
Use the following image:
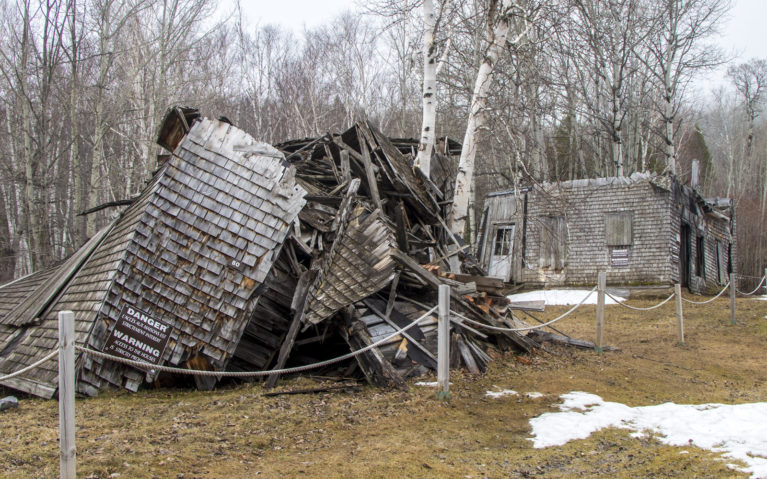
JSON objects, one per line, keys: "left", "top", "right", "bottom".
{"left": 642, "top": 0, "right": 730, "bottom": 175}
{"left": 449, "top": 0, "right": 536, "bottom": 239}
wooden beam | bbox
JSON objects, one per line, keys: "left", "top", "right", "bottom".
{"left": 342, "top": 319, "right": 408, "bottom": 390}
{"left": 356, "top": 129, "right": 383, "bottom": 210}
{"left": 266, "top": 268, "right": 316, "bottom": 389}
{"left": 363, "top": 298, "right": 437, "bottom": 368}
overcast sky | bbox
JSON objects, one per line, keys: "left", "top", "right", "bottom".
{"left": 226, "top": 0, "right": 766, "bottom": 93}
{"left": 235, "top": 0, "right": 765, "bottom": 55}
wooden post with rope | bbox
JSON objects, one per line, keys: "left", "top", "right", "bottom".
{"left": 675, "top": 284, "right": 684, "bottom": 344}
{"left": 437, "top": 285, "right": 450, "bottom": 400}
{"left": 595, "top": 272, "right": 606, "bottom": 352}
{"left": 58, "top": 311, "right": 76, "bottom": 479}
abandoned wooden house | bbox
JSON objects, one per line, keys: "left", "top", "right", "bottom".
{"left": 477, "top": 172, "right": 736, "bottom": 294}
{"left": 0, "top": 107, "right": 538, "bottom": 399}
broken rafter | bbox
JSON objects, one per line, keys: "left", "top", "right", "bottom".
{"left": 78, "top": 197, "right": 139, "bottom": 216}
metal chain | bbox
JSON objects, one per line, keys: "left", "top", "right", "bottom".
{"left": 606, "top": 291, "right": 675, "bottom": 311}
{"left": 76, "top": 306, "right": 438, "bottom": 378}
{"left": 0, "top": 350, "right": 58, "bottom": 382}
{"left": 454, "top": 286, "right": 598, "bottom": 333}
{"left": 681, "top": 282, "right": 730, "bottom": 305}
{"left": 734, "top": 275, "right": 766, "bottom": 296}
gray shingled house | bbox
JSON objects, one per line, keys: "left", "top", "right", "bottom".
{"left": 477, "top": 173, "right": 736, "bottom": 294}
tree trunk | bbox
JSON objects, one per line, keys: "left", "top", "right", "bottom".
{"left": 449, "top": 0, "right": 517, "bottom": 239}
{"left": 414, "top": 0, "right": 438, "bottom": 177}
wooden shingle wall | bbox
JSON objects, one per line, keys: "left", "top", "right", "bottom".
{"left": 523, "top": 178, "right": 673, "bottom": 286}
{"left": 0, "top": 168, "right": 167, "bottom": 397}
{"left": 0, "top": 267, "right": 58, "bottom": 322}
{"left": 482, "top": 175, "right": 735, "bottom": 290}
{"left": 79, "top": 118, "right": 306, "bottom": 394}
{"left": 670, "top": 182, "right": 735, "bottom": 294}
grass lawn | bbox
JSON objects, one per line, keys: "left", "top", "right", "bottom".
{"left": 2, "top": 294, "right": 765, "bottom": 478}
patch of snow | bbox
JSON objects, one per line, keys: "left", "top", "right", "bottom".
{"left": 507, "top": 289, "right": 624, "bottom": 306}
{"left": 415, "top": 382, "right": 439, "bottom": 387}
{"left": 485, "top": 389, "right": 518, "bottom": 398}
{"left": 529, "top": 391, "right": 767, "bottom": 478}
{"left": 756, "top": 295, "right": 767, "bottom": 301}
{"left": 526, "top": 392, "right": 544, "bottom": 399}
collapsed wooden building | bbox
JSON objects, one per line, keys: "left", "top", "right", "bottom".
{"left": 477, "top": 173, "right": 736, "bottom": 294}
{"left": 0, "top": 107, "right": 538, "bottom": 398}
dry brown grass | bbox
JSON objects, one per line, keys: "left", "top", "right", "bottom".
{"left": 1, "top": 294, "right": 766, "bottom": 478}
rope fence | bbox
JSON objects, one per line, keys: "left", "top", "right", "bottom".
{"left": 0, "top": 271, "right": 763, "bottom": 479}
{"left": 2, "top": 274, "right": 763, "bottom": 385}
{"left": 0, "top": 350, "right": 58, "bottom": 382}
{"left": 77, "top": 306, "right": 438, "bottom": 378}
{"left": 606, "top": 291, "right": 676, "bottom": 311}
{"left": 680, "top": 282, "right": 730, "bottom": 305}
{"left": 734, "top": 275, "right": 766, "bottom": 296}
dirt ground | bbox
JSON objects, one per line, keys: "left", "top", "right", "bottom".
{"left": 1, "top": 293, "right": 766, "bottom": 478}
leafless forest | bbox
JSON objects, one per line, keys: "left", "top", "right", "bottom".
{"left": 0, "top": 0, "right": 764, "bottom": 286}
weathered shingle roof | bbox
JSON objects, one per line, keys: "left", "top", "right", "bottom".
{"left": 0, "top": 117, "right": 306, "bottom": 397}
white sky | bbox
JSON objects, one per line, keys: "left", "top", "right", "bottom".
{"left": 221, "top": 0, "right": 354, "bottom": 32}
{"left": 220, "top": 0, "right": 766, "bottom": 96}
{"left": 528, "top": 391, "right": 767, "bottom": 478}
{"left": 230, "top": 0, "right": 766, "bottom": 56}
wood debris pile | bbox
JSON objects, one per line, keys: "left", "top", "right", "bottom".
{"left": 238, "top": 118, "right": 540, "bottom": 389}
{"left": 0, "top": 108, "right": 540, "bottom": 398}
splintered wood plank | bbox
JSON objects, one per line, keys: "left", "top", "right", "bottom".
{"left": 340, "top": 149, "right": 351, "bottom": 183}
{"left": 342, "top": 318, "right": 407, "bottom": 390}
{"left": 356, "top": 129, "right": 383, "bottom": 210}
{"left": 265, "top": 268, "right": 317, "bottom": 389}
{"left": 390, "top": 249, "right": 536, "bottom": 352}
{"left": 362, "top": 298, "right": 437, "bottom": 370}
{"left": 455, "top": 334, "right": 480, "bottom": 374}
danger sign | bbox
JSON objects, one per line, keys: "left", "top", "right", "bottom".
{"left": 103, "top": 305, "right": 172, "bottom": 366}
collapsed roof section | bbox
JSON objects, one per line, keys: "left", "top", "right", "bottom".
{"left": 0, "top": 114, "right": 306, "bottom": 397}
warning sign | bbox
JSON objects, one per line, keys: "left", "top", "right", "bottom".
{"left": 103, "top": 305, "right": 172, "bottom": 366}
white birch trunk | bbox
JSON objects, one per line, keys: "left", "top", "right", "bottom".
{"left": 414, "top": 0, "right": 438, "bottom": 177}
{"left": 449, "top": 0, "right": 517, "bottom": 238}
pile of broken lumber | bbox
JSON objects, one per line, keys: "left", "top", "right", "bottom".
{"left": 226, "top": 120, "right": 540, "bottom": 390}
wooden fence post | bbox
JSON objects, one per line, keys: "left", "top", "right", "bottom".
{"left": 58, "top": 311, "right": 76, "bottom": 479}
{"left": 675, "top": 284, "right": 684, "bottom": 344}
{"left": 730, "top": 274, "right": 737, "bottom": 325}
{"left": 437, "top": 285, "right": 450, "bottom": 399}
{"left": 595, "top": 272, "right": 606, "bottom": 352}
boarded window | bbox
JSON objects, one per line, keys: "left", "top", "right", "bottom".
{"left": 695, "top": 235, "right": 705, "bottom": 278}
{"left": 539, "top": 216, "right": 567, "bottom": 271}
{"left": 605, "top": 212, "right": 632, "bottom": 246}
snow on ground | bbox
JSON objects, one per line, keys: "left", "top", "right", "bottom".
{"left": 529, "top": 391, "right": 767, "bottom": 478}
{"left": 485, "top": 389, "right": 518, "bottom": 398}
{"left": 485, "top": 389, "right": 545, "bottom": 399}
{"left": 507, "top": 289, "right": 625, "bottom": 306}
{"left": 758, "top": 295, "right": 767, "bottom": 301}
